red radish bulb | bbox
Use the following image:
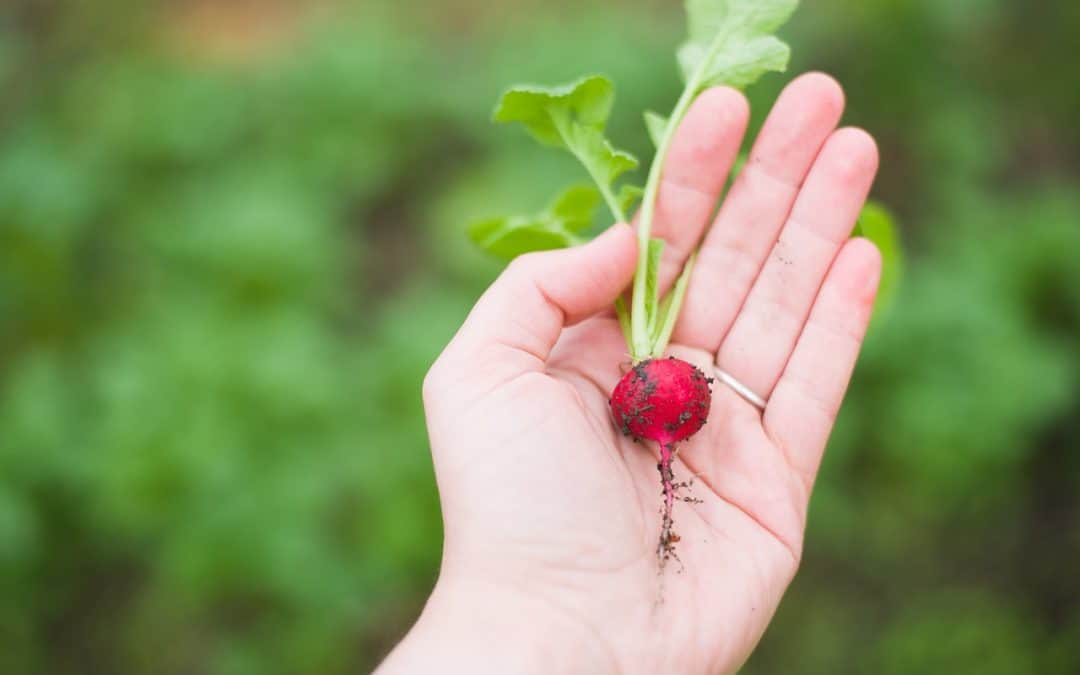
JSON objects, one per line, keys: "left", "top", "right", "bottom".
{"left": 609, "top": 357, "right": 711, "bottom": 445}
{"left": 610, "top": 356, "right": 713, "bottom": 568}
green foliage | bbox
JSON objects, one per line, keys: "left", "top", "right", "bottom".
{"left": 678, "top": 0, "right": 797, "bottom": 91}
{"left": 616, "top": 183, "right": 645, "bottom": 216}
{"left": 874, "top": 592, "right": 1042, "bottom": 675}
{"left": 467, "top": 185, "right": 598, "bottom": 258}
{"left": 855, "top": 200, "right": 903, "bottom": 310}
{"left": 475, "top": 0, "right": 806, "bottom": 362}
{"left": 493, "top": 76, "right": 619, "bottom": 148}
{"left": 644, "top": 110, "right": 669, "bottom": 147}
{"left": 491, "top": 75, "right": 638, "bottom": 222}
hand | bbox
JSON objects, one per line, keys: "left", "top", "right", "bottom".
{"left": 377, "top": 73, "right": 881, "bottom": 675}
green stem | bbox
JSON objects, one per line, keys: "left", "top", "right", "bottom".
{"left": 615, "top": 297, "right": 632, "bottom": 348}
{"left": 549, "top": 111, "right": 627, "bottom": 224}
{"left": 596, "top": 181, "right": 627, "bottom": 224}
{"left": 651, "top": 250, "right": 696, "bottom": 357}
{"left": 630, "top": 39, "right": 723, "bottom": 360}
{"left": 572, "top": 148, "right": 627, "bottom": 224}
{"left": 630, "top": 87, "right": 700, "bottom": 357}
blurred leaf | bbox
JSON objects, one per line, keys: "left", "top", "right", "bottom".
{"left": 467, "top": 216, "right": 578, "bottom": 260}
{"left": 467, "top": 184, "right": 600, "bottom": 259}
{"left": 875, "top": 591, "right": 1042, "bottom": 675}
{"left": 644, "top": 110, "right": 668, "bottom": 148}
{"left": 549, "top": 184, "right": 604, "bottom": 232}
{"left": 617, "top": 184, "right": 644, "bottom": 216}
{"left": 855, "top": 200, "right": 903, "bottom": 311}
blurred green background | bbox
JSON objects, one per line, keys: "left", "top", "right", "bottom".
{"left": 1, "top": 0, "right": 1078, "bottom": 673}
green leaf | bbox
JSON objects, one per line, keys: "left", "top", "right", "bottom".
{"left": 550, "top": 184, "right": 604, "bottom": 233}
{"left": 643, "top": 238, "right": 665, "bottom": 337}
{"left": 493, "top": 75, "right": 638, "bottom": 221}
{"left": 569, "top": 125, "right": 639, "bottom": 186}
{"left": 644, "top": 110, "right": 669, "bottom": 148}
{"left": 854, "top": 200, "right": 903, "bottom": 311}
{"left": 468, "top": 216, "right": 575, "bottom": 259}
{"left": 617, "top": 184, "right": 644, "bottom": 217}
{"left": 468, "top": 184, "right": 600, "bottom": 259}
{"left": 492, "top": 75, "right": 615, "bottom": 147}
{"left": 678, "top": 0, "right": 799, "bottom": 91}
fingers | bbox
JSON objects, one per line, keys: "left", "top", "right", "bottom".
{"left": 714, "top": 126, "right": 879, "bottom": 399}
{"left": 640, "top": 86, "right": 749, "bottom": 290}
{"left": 763, "top": 238, "right": 881, "bottom": 487}
{"left": 675, "top": 72, "right": 846, "bottom": 351}
{"left": 443, "top": 224, "right": 638, "bottom": 377}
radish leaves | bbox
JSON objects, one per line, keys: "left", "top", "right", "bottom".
{"left": 468, "top": 185, "right": 600, "bottom": 259}
{"left": 644, "top": 111, "right": 668, "bottom": 148}
{"left": 468, "top": 0, "right": 901, "bottom": 360}
{"left": 493, "top": 75, "right": 639, "bottom": 223}
{"left": 678, "top": 0, "right": 798, "bottom": 91}
{"left": 855, "top": 201, "right": 903, "bottom": 311}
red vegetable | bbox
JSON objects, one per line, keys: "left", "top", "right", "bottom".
{"left": 610, "top": 357, "right": 712, "bottom": 566}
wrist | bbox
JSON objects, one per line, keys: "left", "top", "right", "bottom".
{"left": 376, "top": 573, "right": 621, "bottom": 675}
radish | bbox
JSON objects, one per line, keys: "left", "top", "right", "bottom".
{"left": 610, "top": 357, "right": 712, "bottom": 565}
{"left": 468, "top": 0, "right": 804, "bottom": 569}
{"left": 610, "top": 358, "right": 712, "bottom": 446}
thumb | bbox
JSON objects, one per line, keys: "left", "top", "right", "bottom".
{"left": 447, "top": 223, "right": 637, "bottom": 373}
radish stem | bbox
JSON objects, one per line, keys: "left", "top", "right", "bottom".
{"left": 630, "top": 41, "right": 722, "bottom": 360}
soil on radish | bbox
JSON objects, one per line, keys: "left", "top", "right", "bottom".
{"left": 609, "top": 357, "right": 712, "bottom": 569}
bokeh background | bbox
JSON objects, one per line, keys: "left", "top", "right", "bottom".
{"left": 1, "top": 0, "right": 1078, "bottom": 673}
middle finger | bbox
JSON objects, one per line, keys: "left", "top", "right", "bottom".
{"left": 673, "top": 72, "right": 846, "bottom": 352}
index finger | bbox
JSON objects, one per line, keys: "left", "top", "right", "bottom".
{"left": 638, "top": 86, "right": 749, "bottom": 292}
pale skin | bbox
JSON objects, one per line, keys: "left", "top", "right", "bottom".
{"left": 377, "top": 73, "right": 881, "bottom": 675}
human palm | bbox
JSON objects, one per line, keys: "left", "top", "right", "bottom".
{"left": 383, "top": 73, "right": 881, "bottom": 675}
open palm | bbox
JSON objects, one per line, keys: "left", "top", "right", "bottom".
{"left": 400, "top": 74, "right": 881, "bottom": 675}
